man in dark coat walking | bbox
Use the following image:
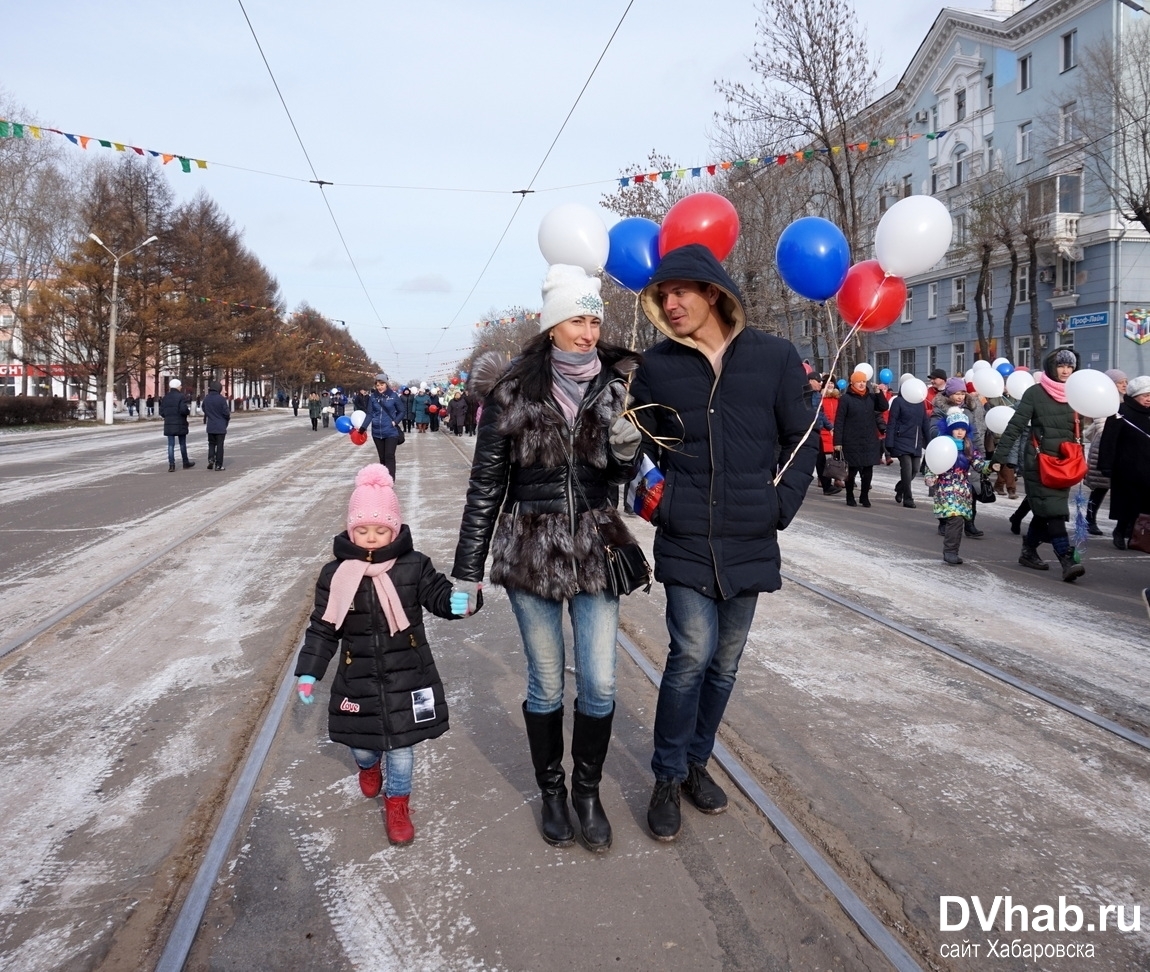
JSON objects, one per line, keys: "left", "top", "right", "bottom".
{"left": 159, "top": 379, "right": 194, "bottom": 472}
{"left": 629, "top": 243, "right": 818, "bottom": 841}
{"left": 202, "top": 380, "right": 231, "bottom": 470}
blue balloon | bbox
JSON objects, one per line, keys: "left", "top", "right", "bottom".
{"left": 836, "top": 378, "right": 848, "bottom": 390}
{"left": 996, "top": 362, "right": 1014, "bottom": 377}
{"left": 334, "top": 415, "right": 353, "bottom": 434}
{"left": 775, "top": 217, "right": 850, "bottom": 301}
{"left": 605, "top": 217, "right": 662, "bottom": 292}
{"left": 878, "top": 368, "right": 895, "bottom": 385}
{"left": 459, "top": 371, "right": 469, "bottom": 381}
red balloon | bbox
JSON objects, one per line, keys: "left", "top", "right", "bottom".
{"left": 450, "top": 377, "right": 460, "bottom": 385}
{"left": 428, "top": 404, "right": 439, "bottom": 414}
{"left": 835, "top": 260, "right": 907, "bottom": 332}
{"left": 349, "top": 429, "right": 367, "bottom": 446}
{"left": 659, "top": 192, "right": 740, "bottom": 261}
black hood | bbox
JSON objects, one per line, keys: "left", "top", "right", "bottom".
{"left": 639, "top": 243, "right": 746, "bottom": 346}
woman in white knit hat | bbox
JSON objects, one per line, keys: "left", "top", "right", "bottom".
{"left": 452, "top": 264, "right": 642, "bottom": 853}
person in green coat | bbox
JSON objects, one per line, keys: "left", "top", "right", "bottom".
{"left": 990, "top": 349, "right": 1085, "bottom": 582}
{"left": 307, "top": 391, "right": 323, "bottom": 431}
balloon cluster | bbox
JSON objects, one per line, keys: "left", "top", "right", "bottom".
{"left": 775, "top": 196, "right": 953, "bottom": 333}
{"left": 335, "top": 409, "right": 369, "bottom": 446}
{"left": 539, "top": 192, "right": 740, "bottom": 295}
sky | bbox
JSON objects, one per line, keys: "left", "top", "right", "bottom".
{"left": 4, "top": 0, "right": 947, "bottom": 382}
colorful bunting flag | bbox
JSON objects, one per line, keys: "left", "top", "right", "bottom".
{"left": 0, "top": 117, "right": 207, "bottom": 171}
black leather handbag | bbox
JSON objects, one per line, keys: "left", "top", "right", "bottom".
{"left": 977, "top": 475, "right": 996, "bottom": 504}
{"left": 604, "top": 541, "right": 652, "bottom": 596}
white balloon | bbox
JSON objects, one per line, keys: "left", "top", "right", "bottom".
{"left": 873, "top": 195, "right": 954, "bottom": 277}
{"left": 964, "top": 369, "right": 975, "bottom": 384}
{"left": 538, "top": 203, "right": 609, "bottom": 273}
{"left": 924, "top": 435, "right": 958, "bottom": 475}
{"left": 1065, "top": 369, "right": 1122, "bottom": 419}
{"left": 853, "top": 362, "right": 874, "bottom": 380}
{"left": 1006, "top": 370, "right": 1034, "bottom": 399}
{"left": 971, "top": 359, "right": 992, "bottom": 371}
{"left": 972, "top": 368, "right": 1005, "bottom": 398}
{"left": 900, "top": 377, "right": 927, "bottom": 404}
{"left": 350, "top": 409, "right": 367, "bottom": 427}
{"left": 899, "top": 372, "right": 914, "bottom": 389}
{"left": 991, "top": 357, "right": 1010, "bottom": 369}
{"left": 985, "top": 404, "right": 1016, "bottom": 435}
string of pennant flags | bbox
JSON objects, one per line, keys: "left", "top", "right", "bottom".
{"left": 0, "top": 118, "right": 207, "bottom": 172}
{"left": 618, "top": 130, "right": 950, "bottom": 187}
{"left": 192, "top": 295, "right": 275, "bottom": 311}
{"left": 3, "top": 114, "right": 950, "bottom": 193}
{"left": 474, "top": 312, "right": 539, "bottom": 328}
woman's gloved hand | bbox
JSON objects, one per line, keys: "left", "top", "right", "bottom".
{"left": 609, "top": 416, "right": 641, "bottom": 462}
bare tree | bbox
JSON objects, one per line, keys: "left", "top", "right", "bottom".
{"left": 1073, "top": 19, "right": 1150, "bottom": 234}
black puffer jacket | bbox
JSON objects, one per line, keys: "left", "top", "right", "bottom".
{"left": 1097, "top": 394, "right": 1150, "bottom": 523}
{"left": 452, "top": 342, "right": 640, "bottom": 600}
{"left": 159, "top": 389, "right": 190, "bottom": 436}
{"left": 630, "top": 244, "right": 817, "bottom": 599}
{"left": 296, "top": 526, "right": 459, "bottom": 751}
{"left": 884, "top": 395, "right": 931, "bottom": 458}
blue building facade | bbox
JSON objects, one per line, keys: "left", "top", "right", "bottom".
{"left": 824, "top": 0, "right": 1150, "bottom": 381}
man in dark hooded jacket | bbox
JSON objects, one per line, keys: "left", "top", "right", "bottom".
{"left": 629, "top": 243, "right": 817, "bottom": 841}
{"left": 202, "top": 380, "right": 231, "bottom": 470}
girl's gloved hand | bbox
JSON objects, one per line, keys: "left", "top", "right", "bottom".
{"left": 451, "top": 581, "right": 482, "bottom": 616}
{"left": 297, "top": 674, "right": 317, "bottom": 704}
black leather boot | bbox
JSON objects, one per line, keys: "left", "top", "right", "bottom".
{"left": 845, "top": 487, "right": 857, "bottom": 507}
{"left": 522, "top": 704, "right": 575, "bottom": 847}
{"left": 570, "top": 703, "right": 614, "bottom": 852}
{"left": 1018, "top": 543, "right": 1049, "bottom": 570}
{"left": 1056, "top": 551, "right": 1085, "bottom": 583}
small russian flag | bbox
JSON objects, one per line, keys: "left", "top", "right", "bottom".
{"left": 630, "top": 455, "right": 665, "bottom": 521}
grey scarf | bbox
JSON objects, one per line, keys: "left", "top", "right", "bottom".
{"left": 550, "top": 347, "right": 602, "bottom": 425}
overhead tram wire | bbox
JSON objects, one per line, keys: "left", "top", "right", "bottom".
{"left": 423, "top": 0, "right": 637, "bottom": 362}
{"left": 235, "top": 0, "right": 399, "bottom": 364}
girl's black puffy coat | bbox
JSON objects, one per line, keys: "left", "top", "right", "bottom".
{"left": 296, "top": 526, "right": 456, "bottom": 751}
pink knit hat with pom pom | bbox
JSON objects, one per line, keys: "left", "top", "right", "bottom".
{"left": 347, "top": 464, "right": 402, "bottom": 538}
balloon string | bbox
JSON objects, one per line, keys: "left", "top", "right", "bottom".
{"left": 772, "top": 306, "right": 860, "bottom": 486}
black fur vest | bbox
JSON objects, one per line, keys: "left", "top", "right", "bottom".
{"left": 452, "top": 344, "right": 640, "bottom": 600}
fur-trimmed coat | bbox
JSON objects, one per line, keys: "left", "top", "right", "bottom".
{"left": 452, "top": 343, "right": 640, "bottom": 600}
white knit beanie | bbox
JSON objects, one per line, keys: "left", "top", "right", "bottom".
{"left": 539, "top": 264, "right": 605, "bottom": 332}
{"left": 169, "top": 379, "right": 182, "bottom": 390}
{"left": 1127, "top": 375, "right": 1150, "bottom": 398}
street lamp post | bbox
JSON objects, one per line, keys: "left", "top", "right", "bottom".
{"left": 88, "top": 232, "right": 159, "bottom": 425}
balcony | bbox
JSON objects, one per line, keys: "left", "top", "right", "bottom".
{"left": 1048, "top": 290, "right": 1080, "bottom": 310}
{"left": 947, "top": 303, "right": 969, "bottom": 323}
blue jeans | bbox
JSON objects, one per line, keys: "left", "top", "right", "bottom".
{"left": 166, "top": 434, "right": 189, "bottom": 465}
{"left": 651, "top": 584, "right": 758, "bottom": 782}
{"left": 506, "top": 588, "right": 619, "bottom": 718}
{"left": 350, "top": 746, "right": 414, "bottom": 797}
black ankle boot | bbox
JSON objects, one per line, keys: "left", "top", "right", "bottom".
{"left": 859, "top": 489, "right": 871, "bottom": 507}
{"left": 845, "top": 488, "right": 857, "bottom": 507}
{"left": 1086, "top": 514, "right": 1103, "bottom": 537}
{"left": 1056, "top": 551, "right": 1085, "bottom": 583}
{"left": 1018, "top": 543, "right": 1049, "bottom": 570}
{"left": 522, "top": 704, "right": 574, "bottom": 847}
{"left": 570, "top": 704, "right": 614, "bottom": 852}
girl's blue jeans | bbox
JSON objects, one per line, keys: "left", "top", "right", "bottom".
{"left": 350, "top": 746, "right": 413, "bottom": 797}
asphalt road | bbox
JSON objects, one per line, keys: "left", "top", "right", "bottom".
{"left": 0, "top": 412, "right": 1146, "bottom": 972}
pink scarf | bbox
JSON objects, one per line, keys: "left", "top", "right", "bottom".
{"left": 322, "top": 558, "right": 410, "bottom": 635}
{"left": 1038, "top": 372, "right": 1068, "bottom": 403}
{"left": 551, "top": 347, "right": 602, "bottom": 425}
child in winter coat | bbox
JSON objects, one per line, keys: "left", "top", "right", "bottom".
{"left": 926, "top": 408, "right": 992, "bottom": 566}
{"left": 294, "top": 464, "right": 481, "bottom": 845}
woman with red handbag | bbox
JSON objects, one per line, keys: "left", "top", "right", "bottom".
{"left": 990, "top": 349, "right": 1086, "bottom": 582}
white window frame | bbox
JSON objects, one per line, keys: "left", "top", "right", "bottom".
{"left": 954, "top": 148, "right": 966, "bottom": 187}
{"left": 902, "top": 287, "right": 913, "bottom": 323}
{"left": 1060, "top": 102, "right": 1078, "bottom": 143}
{"left": 1061, "top": 30, "right": 1077, "bottom": 72}
{"left": 955, "top": 88, "right": 967, "bottom": 122}
{"left": 1017, "top": 263, "right": 1031, "bottom": 304}
{"left": 953, "top": 343, "right": 966, "bottom": 375}
{"left": 1015, "top": 336, "right": 1033, "bottom": 370}
{"left": 1056, "top": 257, "right": 1077, "bottom": 295}
{"left": 952, "top": 277, "right": 966, "bottom": 311}
{"left": 985, "top": 73, "right": 994, "bottom": 109}
{"left": 1018, "top": 122, "right": 1032, "bottom": 163}
{"left": 1019, "top": 54, "right": 1032, "bottom": 91}
{"left": 928, "top": 282, "right": 939, "bottom": 319}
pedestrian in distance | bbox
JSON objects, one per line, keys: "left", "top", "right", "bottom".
{"left": 295, "top": 464, "right": 481, "bottom": 845}
{"left": 291, "top": 393, "right": 300, "bottom": 417}
{"left": 628, "top": 243, "right": 818, "bottom": 842}
{"left": 833, "top": 371, "right": 888, "bottom": 508}
{"left": 453, "top": 264, "right": 642, "bottom": 853}
{"left": 307, "top": 392, "right": 322, "bottom": 431}
{"left": 400, "top": 387, "right": 415, "bottom": 433}
{"left": 202, "top": 380, "right": 230, "bottom": 470}
{"left": 926, "top": 408, "right": 992, "bottom": 565}
{"left": 159, "top": 379, "right": 194, "bottom": 471}
{"left": 145, "top": 394, "right": 155, "bottom": 417}
{"left": 362, "top": 374, "right": 403, "bottom": 480}
{"left": 1096, "top": 373, "right": 1150, "bottom": 550}
{"left": 885, "top": 381, "right": 932, "bottom": 508}
{"left": 447, "top": 389, "right": 467, "bottom": 435}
